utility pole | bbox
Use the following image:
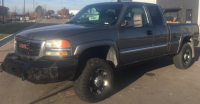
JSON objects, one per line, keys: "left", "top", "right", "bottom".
{"left": 61, "top": 0, "right": 62, "bottom": 8}
{"left": 33, "top": 0, "right": 35, "bottom": 20}
{"left": 2, "top": 0, "right": 4, "bottom": 24}
{"left": 61, "top": 0, "right": 63, "bottom": 19}
{"left": 24, "top": 0, "right": 26, "bottom": 22}
{"left": 33, "top": 0, "right": 34, "bottom": 11}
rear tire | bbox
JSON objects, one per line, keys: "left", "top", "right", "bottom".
{"left": 173, "top": 44, "right": 192, "bottom": 69}
{"left": 74, "top": 58, "right": 113, "bottom": 103}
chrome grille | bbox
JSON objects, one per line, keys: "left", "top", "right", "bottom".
{"left": 15, "top": 38, "right": 45, "bottom": 59}
{"left": 16, "top": 40, "right": 41, "bottom": 56}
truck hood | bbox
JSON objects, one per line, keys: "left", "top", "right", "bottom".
{"left": 16, "top": 24, "right": 108, "bottom": 40}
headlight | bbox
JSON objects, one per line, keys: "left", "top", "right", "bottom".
{"left": 45, "top": 40, "right": 71, "bottom": 56}
{"left": 46, "top": 40, "right": 71, "bottom": 48}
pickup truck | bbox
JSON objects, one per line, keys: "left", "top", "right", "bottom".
{"left": 1, "top": 1, "right": 199, "bottom": 103}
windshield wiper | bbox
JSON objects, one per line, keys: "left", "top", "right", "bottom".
{"left": 66, "top": 21, "right": 77, "bottom": 24}
{"left": 79, "top": 21, "right": 99, "bottom": 25}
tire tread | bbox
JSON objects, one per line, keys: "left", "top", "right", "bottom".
{"left": 74, "top": 58, "right": 113, "bottom": 103}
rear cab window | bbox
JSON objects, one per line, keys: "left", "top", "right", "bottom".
{"left": 146, "top": 5, "right": 164, "bottom": 25}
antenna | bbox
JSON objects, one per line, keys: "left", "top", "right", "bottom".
{"left": 117, "top": 0, "right": 121, "bottom": 2}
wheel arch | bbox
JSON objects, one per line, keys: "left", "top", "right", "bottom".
{"left": 178, "top": 34, "right": 195, "bottom": 58}
{"left": 74, "top": 40, "right": 119, "bottom": 67}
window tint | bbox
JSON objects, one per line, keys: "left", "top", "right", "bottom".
{"left": 147, "top": 5, "right": 163, "bottom": 25}
{"left": 71, "top": 4, "right": 123, "bottom": 25}
{"left": 124, "top": 5, "right": 148, "bottom": 26}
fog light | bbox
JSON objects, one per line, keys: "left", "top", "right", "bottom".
{"left": 45, "top": 52, "right": 68, "bottom": 56}
{"left": 60, "top": 52, "right": 68, "bottom": 56}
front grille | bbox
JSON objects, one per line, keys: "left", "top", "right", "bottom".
{"left": 16, "top": 40, "right": 41, "bottom": 56}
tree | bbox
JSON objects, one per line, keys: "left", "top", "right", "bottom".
{"left": 35, "top": 5, "right": 44, "bottom": 17}
{"left": 0, "top": 6, "right": 9, "bottom": 16}
{"left": 12, "top": 5, "right": 20, "bottom": 22}
{"left": 47, "top": 10, "right": 55, "bottom": 15}
{"left": 57, "top": 8, "right": 70, "bottom": 19}
{"left": 30, "top": 12, "right": 38, "bottom": 19}
{"left": 42, "top": 5, "right": 47, "bottom": 16}
{"left": 10, "top": 12, "right": 17, "bottom": 17}
{"left": 30, "top": 12, "right": 37, "bottom": 19}
{"left": 57, "top": 10, "right": 61, "bottom": 15}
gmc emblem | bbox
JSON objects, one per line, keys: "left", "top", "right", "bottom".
{"left": 19, "top": 43, "right": 29, "bottom": 50}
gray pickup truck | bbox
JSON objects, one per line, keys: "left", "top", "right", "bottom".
{"left": 1, "top": 1, "right": 199, "bottom": 103}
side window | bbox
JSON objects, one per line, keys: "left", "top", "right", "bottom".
{"left": 146, "top": 5, "right": 163, "bottom": 25}
{"left": 105, "top": 9, "right": 117, "bottom": 20}
{"left": 124, "top": 5, "right": 148, "bottom": 26}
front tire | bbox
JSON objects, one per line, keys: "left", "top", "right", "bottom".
{"left": 173, "top": 44, "right": 192, "bottom": 69}
{"left": 74, "top": 58, "right": 114, "bottom": 103}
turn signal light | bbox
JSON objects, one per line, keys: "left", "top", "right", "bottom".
{"left": 61, "top": 40, "right": 71, "bottom": 48}
{"left": 60, "top": 52, "right": 68, "bottom": 56}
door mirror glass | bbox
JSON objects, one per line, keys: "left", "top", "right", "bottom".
{"left": 133, "top": 13, "right": 143, "bottom": 27}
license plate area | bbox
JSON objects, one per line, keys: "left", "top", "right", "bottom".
{"left": 9, "top": 59, "right": 25, "bottom": 66}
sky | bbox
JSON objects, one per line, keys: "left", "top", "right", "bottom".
{"left": 2, "top": 0, "right": 156, "bottom": 14}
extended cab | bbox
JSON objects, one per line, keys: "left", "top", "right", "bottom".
{"left": 1, "top": 2, "right": 199, "bottom": 103}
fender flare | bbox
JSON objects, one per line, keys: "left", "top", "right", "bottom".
{"left": 74, "top": 40, "right": 119, "bottom": 66}
{"left": 178, "top": 32, "right": 195, "bottom": 58}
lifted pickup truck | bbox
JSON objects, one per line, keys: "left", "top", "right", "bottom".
{"left": 1, "top": 1, "right": 199, "bottom": 103}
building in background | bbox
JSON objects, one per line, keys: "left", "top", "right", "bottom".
{"left": 121, "top": 0, "right": 200, "bottom": 25}
{"left": 157, "top": 0, "right": 200, "bottom": 25}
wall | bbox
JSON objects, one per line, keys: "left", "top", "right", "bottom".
{"left": 198, "top": 0, "right": 200, "bottom": 26}
{"left": 157, "top": 0, "right": 199, "bottom": 24}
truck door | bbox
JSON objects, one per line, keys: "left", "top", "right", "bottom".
{"left": 118, "top": 4, "right": 154, "bottom": 65}
{"left": 146, "top": 4, "right": 169, "bottom": 57}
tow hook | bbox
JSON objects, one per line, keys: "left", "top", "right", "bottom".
{"left": 21, "top": 75, "right": 25, "bottom": 81}
{"left": 0, "top": 68, "right": 3, "bottom": 73}
{"left": 0, "top": 65, "right": 3, "bottom": 73}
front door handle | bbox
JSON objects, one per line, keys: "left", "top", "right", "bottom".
{"left": 147, "top": 30, "right": 152, "bottom": 35}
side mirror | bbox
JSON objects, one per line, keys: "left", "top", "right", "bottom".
{"left": 133, "top": 13, "right": 143, "bottom": 27}
{"left": 121, "top": 13, "right": 143, "bottom": 28}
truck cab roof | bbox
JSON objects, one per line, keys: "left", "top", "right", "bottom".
{"left": 89, "top": 1, "right": 158, "bottom": 6}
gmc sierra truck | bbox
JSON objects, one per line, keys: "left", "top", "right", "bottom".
{"left": 1, "top": 2, "right": 199, "bottom": 103}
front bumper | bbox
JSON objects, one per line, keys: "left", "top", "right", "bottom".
{"left": 1, "top": 51, "right": 78, "bottom": 84}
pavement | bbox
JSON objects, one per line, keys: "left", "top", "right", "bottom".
{"left": 0, "top": 19, "right": 200, "bottom": 104}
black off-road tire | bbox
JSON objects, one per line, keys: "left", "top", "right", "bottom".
{"left": 173, "top": 44, "right": 192, "bottom": 69}
{"left": 74, "top": 58, "right": 114, "bottom": 103}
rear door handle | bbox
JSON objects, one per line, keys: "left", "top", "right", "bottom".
{"left": 147, "top": 30, "right": 152, "bottom": 35}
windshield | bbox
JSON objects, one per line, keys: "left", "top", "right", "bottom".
{"left": 68, "top": 4, "right": 123, "bottom": 25}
